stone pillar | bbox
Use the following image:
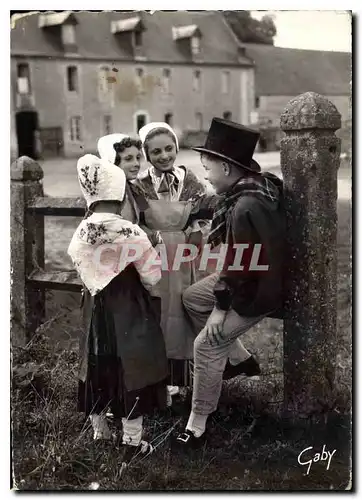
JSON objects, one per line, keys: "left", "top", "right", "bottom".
{"left": 280, "top": 92, "right": 341, "bottom": 418}
{"left": 11, "top": 157, "right": 45, "bottom": 346}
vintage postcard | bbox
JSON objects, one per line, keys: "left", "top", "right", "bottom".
{"left": 10, "top": 9, "right": 352, "bottom": 491}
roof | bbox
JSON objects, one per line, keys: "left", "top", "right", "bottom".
{"left": 38, "top": 11, "right": 78, "bottom": 28}
{"left": 245, "top": 44, "right": 351, "bottom": 96}
{"left": 111, "top": 16, "right": 143, "bottom": 34}
{"left": 11, "top": 11, "right": 253, "bottom": 67}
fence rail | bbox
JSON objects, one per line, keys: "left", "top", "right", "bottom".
{"left": 28, "top": 269, "right": 82, "bottom": 292}
{"left": 28, "top": 196, "right": 86, "bottom": 216}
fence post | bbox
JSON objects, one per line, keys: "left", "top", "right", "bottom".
{"left": 280, "top": 92, "right": 341, "bottom": 418}
{"left": 11, "top": 156, "right": 45, "bottom": 347}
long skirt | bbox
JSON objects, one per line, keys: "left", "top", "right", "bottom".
{"left": 77, "top": 267, "right": 168, "bottom": 419}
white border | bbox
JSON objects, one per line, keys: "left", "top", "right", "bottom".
{"left": 6, "top": 2, "right": 359, "bottom": 11}
{"left": 5, "top": 4, "right": 356, "bottom": 498}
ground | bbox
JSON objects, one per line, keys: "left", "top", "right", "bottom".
{"left": 12, "top": 152, "right": 352, "bottom": 491}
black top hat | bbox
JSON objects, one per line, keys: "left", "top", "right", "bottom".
{"left": 192, "top": 118, "right": 261, "bottom": 173}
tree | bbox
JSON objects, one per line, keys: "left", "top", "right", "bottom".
{"left": 223, "top": 11, "right": 277, "bottom": 45}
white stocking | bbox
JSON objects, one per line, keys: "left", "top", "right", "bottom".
{"left": 122, "top": 416, "right": 143, "bottom": 447}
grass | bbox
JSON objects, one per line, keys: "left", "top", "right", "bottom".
{"left": 12, "top": 329, "right": 351, "bottom": 491}
{"left": 11, "top": 195, "right": 352, "bottom": 491}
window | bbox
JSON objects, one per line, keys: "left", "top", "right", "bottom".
{"left": 134, "top": 30, "right": 143, "bottom": 48}
{"left": 249, "top": 110, "right": 259, "bottom": 125}
{"left": 70, "top": 116, "right": 82, "bottom": 141}
{"left": 61, "top": 24, "right": 76, "bottom": 46}
{"left": 162, "top": 68, "right": 171, "bottom": 94}
{"left": 17, "top": 63, "right": 31, "bottom": 94}
{"left": 135, "top": 68, "right": 144, "bottom": 93}
{"left": 164, "top": 113, "right": 173, "bottom": 126}
{"left": 191, "top": 36, "right": 200, "bottom": 55}
{"left": 223, "top": 111, "right": 232, "bottom": 120}
{"left": 99, "top": 66, "right": 112, "bottom": 96}
{"left": 67, "top": 66, "right": 78, "bottom": 92}
{"left": 193, "top": 70, "right": 201, "bottom": 92}
{"left": 221, "top": 71, "right": 230, "bottom": 94}
{"left": 104, "top": 115, "right": 112, "bottom": 135}
{"left": 195, "top": 112, "right": 203, "bottom": 130}
{"left": 255, "top": 96, "right": 260, "bottom": 109}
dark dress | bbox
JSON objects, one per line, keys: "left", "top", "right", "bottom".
{"left": 78, "top": 264, "right": 168, "bottom": 419}
{"left": 135, "top": 166, "right": 209, "bottom": 387}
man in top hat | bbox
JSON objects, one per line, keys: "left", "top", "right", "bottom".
{"left": 175, "top": 118, "right": 286, "bottom": 448}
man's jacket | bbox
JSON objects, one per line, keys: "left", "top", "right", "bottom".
{"left": 190, "top": 173, "right": 286, "bottom": 317}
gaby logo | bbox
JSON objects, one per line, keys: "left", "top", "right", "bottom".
{"left": 298, "top": 445, "right": 337, "bottom": 475}
{"left": 92, "top": 242, "right": 270, "bottom": 275}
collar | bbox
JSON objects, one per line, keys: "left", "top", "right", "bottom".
{"left": 149, "top": 165, "right": 184, "bottom": 186}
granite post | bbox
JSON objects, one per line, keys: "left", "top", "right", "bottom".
{"left": 11, "top": 156, "right": 45, "bottom": 346}
{"left": 280, "top": 92, "right": 341, "bottom": 417}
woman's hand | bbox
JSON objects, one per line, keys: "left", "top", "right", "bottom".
{"left": 149, "top": 230, "right": 163, "bottom": 247}
{"left": 140, "top": 225, "right": 163, "bottom": 247}
{"left": 187, "top": 230, "right": 203, "bottom": 248}
{"left": 204, "top": 306, "right": 227, "bottom": 345}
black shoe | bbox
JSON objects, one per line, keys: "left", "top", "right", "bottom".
{"left": 223, "top": 356, "right": 261, "bottom": 380}
{"left": 173, "top": 430, "right": 207, "bottom": 450}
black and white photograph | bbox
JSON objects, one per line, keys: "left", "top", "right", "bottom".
{"left": 10, "top": 8, "right": 352, "bottom": 491}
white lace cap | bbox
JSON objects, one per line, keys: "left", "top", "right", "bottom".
{"left": 77, "top": 154, "right": 126, "bottom": 208}
{"left": 139, "top": 122, "right": 179, "bottom": 158}
{"left": 97, "top": 133, "right": 131, "bottom": 164}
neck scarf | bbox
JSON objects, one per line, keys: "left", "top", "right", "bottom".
{"left": 148, "top": 165, "right": 184, "bottom": 200}
{"left": 157, "top": 171, "right": 179, "bottom": 193}
{"left": 207, "top": 173, "right": 281, "bottom": 249}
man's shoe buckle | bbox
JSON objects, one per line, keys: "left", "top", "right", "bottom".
{"left": 177, "top": 432, "right": 191, "bottom": 443}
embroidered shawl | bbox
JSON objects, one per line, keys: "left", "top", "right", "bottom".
{"left": 68, "top": 213, "right": 161, "bottom": 296}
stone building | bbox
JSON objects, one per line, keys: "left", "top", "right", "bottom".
{"left": 11, "top": 11, "right": 256, "bottom": 158}
{"left": 245, "top": 43, "right": 351, "bottom": 151}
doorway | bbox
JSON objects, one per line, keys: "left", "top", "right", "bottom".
{"left": 39, "top": 127, "right": 64, "bottom": 158}
{"left": 15, "top": 110, "right": 39, "bottom": 159}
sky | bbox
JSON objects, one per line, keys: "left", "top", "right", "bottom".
{"left": 251, "top": 10, "right": 352, "bottom": 52}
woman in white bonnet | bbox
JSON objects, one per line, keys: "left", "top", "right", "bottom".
{"left": 68, "top": 154, "right": 168, "bottom": 462}
{"left": 136, "top": 122, "right": 210, "bottom": 396}
{"left": 97, "top": 133, "right": 161, "bottom": 246}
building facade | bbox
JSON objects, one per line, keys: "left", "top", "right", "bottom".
{"left": 11, "top": 11, "right": 256, "bottom": 158}
{"left": 245, "top": 44, "right": 351, "bottom": 151}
